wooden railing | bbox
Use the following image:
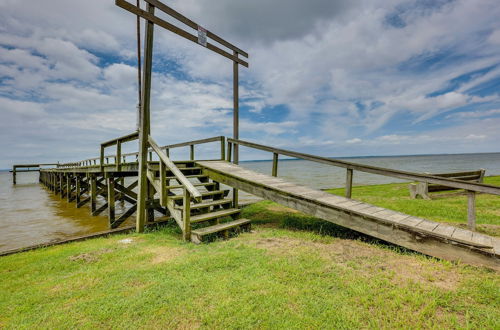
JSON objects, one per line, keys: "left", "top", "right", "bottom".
{"left": 147, "top": 135, "right": 202, "bottom": 240}
{"left": 100, "top": 131, "right": 139, "bottom": 171}
{"left": 227, "top": 138, "right": 500, "bottom": 230}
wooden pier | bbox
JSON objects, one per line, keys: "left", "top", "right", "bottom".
{"left": 8, "top": 0, "right": 500, "bottom": 270}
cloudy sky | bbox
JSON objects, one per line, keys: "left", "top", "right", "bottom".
{"left": 1, "top": 0, "right": 499, "bottom": 168}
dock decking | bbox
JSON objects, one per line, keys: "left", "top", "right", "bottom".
{"left": 198, "top": 160, "right": 500, "bottom": 270}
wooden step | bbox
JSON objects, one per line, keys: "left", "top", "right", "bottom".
{"left": 166, "top": 174, "right": 207, "bottom": 180}
{"left": 175, "top": 198, "right": 232, "bottom": 210}
{"left": 167, "top": 182, "right": 215, "bottom": 190}
{"left": 190, "top": 208, "right": 241, "bottom": 223}
{"left": 169, "top": 190, "right": 228, "bottom": 201}
{"left": 191, "top": 218, "right": 251, "bottom": 244}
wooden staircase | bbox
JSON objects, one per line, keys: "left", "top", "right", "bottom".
{"left": 147, "top": 160, "right": 251, "bottom": 243}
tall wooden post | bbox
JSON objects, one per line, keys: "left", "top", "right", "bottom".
{"left": 12, "top": 166, "right": 16, "bottom": 185}
{"left": 136, "top": 3, "right": 155, "bottom": 233}
{"left": 232, "top": 50, "right": 239, "bottom": 208}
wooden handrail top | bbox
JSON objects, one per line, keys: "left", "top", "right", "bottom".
{"left": 227, "top": 138, "right": 500, "bottom": 196}
{"left": 121, "top": 136, "right": 224, "bottom": 158}
{"left": 101, "top": 131, "right": 139, "bottom": 148}
{"left": 148, "top": 136, "right": 202, "bottom": 200}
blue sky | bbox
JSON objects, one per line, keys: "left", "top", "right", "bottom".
{"left": 0, "top": 0, "right": 500, "bottom": 167}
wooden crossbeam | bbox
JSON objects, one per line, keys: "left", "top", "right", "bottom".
{"left": 115, "top": 0, "right": 248, "bottom": 67}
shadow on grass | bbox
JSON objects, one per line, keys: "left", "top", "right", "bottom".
{"left": 242, "top": 201, "right": 424, "bottom": 258}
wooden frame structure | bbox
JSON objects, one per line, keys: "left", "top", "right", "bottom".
{"left": 116, "top": 0, "right": 248, "bottom": 232}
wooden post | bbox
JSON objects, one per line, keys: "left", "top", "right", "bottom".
{"left": 100, "top": 145, "right": 105, "bottom": 172}
{"left": 190, "top": 144, "right": 194, "bottom": 160}
{"left": 90, "top": 175, "right": 97, "bottom": 213}
{"left": 272, "top": 153, "right": 278, "bottom": 177}
{"left": 467, "top": 190, "right": 476, "bottom": 231}
{"left": 75, "top": 175, "right": 81, "bottom": 206}
{"left": 227, "top": 141, "right": 232, "bottom": 162}
{"left": 107, "top": 176, "right": 115, "bottom": 226}
{"left": 12, "top": 166, "right": 16, "bottom": 185}
{"left": 136, "top": 2, "right": 155, "bottom": 233}
{"left": 166, "top": 148, "right": 170, "bottom": 157}
{"left": 66, "top": 174, "right": 71, "bottom": 202}
{"left": 346, "top": 168, "right": 353, "bottom": 199}
{"left": 233, "top": 51, "right": 239, "bottom": 208}
{"left": 220, "top": 136, "right": 225, "bottom": 160}
{"left": 59, "top": 174, "right": 63, "bottom": 197}
{"left": 159, "top": 161, "right": 167, "bottom": 206}
{"left": 116, "top": 141, "right": 122, "bottom": 172}
{"left": 182, "top": 188, "right": 191, "bottom": 241}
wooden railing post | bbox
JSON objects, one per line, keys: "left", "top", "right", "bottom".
{"left": 220, "top": 136, "right": 225, "bottom": 160}
{"left": 227, "top": 141, "right": 232, "bottom": 162}
{"left": 467, "top": 190, "right": 476, "bottom": 231}
{"left": 159, "top": 161, "right": 167, "bottom": 207}
{"left": 182, "top": 188, "right": 191, "bottom": 241}
{"left": 272, "top": 153, "right": 278, "bottom": 177}
{"left": 116, "top": 141, "right": 122, "bottom": 172}
{"left": 190, "top": 144, "right": 194, "bottom": 160}
{"left": 346, "top": 168, "right": 353, "bottom": 199}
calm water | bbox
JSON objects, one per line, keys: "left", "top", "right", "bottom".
{"left": 1, "top": 152, "right": 500, "bottom": 252}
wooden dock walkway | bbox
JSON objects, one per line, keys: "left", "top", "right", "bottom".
{"left": 198, "top": 160, "right": 500, "bottom": 270}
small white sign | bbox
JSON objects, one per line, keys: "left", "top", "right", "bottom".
{"left": 197, "top": 26, "right": 207, "bottom": 47}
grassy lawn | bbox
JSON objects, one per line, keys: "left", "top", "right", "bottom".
{"left": 326, "top": 175, "right": 500, "bottom": 237}
{"left": 1, "top": 199, "right": 499, "bottom": 329}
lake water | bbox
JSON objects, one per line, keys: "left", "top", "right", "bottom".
{"left": 2, "top": 152, "right": 500, "bottom": 252}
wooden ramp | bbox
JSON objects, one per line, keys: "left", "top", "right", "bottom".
{"left": 198, "top": 160, "right": 500, "bottom": 270}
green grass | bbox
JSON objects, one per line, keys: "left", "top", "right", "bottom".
{"left": 325, "top": 176, "right": 500, "bottom": 237}
{"left": 1, "top": 202, "right": 499, "bottom": 329}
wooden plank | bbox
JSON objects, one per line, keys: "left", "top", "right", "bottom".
{"left": 432, "top": 223, "right": 456, "bottom": 237}
{"left": 416, "top": 220, "right": 439, "bottom": 232}
{"left": 191, "top": 218, "right": 251, "bottom": 236}
{"left": 452, "top": 228, "right": 473, "bottom": 242}
{"left": 471, "top": 232, "right": 493, "bottom": 248}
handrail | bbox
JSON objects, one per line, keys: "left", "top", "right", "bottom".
{"left": 227, "top": 138, "right": 500, "bottom": 196}
{"left": 148, "top": 135, "right": 202, "bottom": 201}
{"left": 122, "top": 135, "right": 225, "bottom": 158}
{"left": 100, "top": 131, "right": 139, "bottom": 171}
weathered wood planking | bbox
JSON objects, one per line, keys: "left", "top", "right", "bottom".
{"left": 197, "top": 160, "right": 499, "bottom": 270}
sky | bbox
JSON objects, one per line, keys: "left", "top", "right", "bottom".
{"left": 0, "top": 0, "right": 499, "bottom": 168}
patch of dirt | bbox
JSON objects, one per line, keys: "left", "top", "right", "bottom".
{"left": 249, "top": 236, "right": 462, "bottom": 291}
{"left": 68, "top": 248, "right": 114, "bottom": 263}
{"left": 144, "top": 246, "right": 186, "bottom": 264}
